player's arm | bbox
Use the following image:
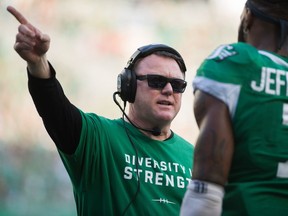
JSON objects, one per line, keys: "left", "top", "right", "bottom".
{"left": 180, "top": 90, "right": 234, "bottom": 216}
{"left": 193, "top": 89, "right": 234, "bottom": 185}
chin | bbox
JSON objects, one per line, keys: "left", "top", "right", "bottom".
{"left": 156, "top": 114, "right": 174, "bottom": 122}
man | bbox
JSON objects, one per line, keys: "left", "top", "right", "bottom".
{"left": 180, "top": 0, "right": 288, "bottom": 215}
{"left": 7, "top": 5, "right": 194, "bottom": 216}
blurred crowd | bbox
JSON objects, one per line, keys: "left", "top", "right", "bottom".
{"left": 0, "top": 0, "right": 243, "bottom": 215}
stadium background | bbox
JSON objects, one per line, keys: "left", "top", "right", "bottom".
{"left": 0, "top": 0, "right": 245, "bottom": 215}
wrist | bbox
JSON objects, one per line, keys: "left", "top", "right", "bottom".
{"left": 27, "top": 56, "right": 51, "bottom": 79}
{"left": 180, "top": 180, "right": 224, "bottom": 216}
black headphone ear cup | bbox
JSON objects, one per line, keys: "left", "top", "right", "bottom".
{"left": 117, "top": 44, "right": 186, "bottom": 103}
{"left": 117, "top": 69, "right": 137, "bottom": 103}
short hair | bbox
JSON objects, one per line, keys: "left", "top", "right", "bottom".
{"left": 133, "top": 51, "right": 186, "bottom": 78}
{"left": 250, "top": 0, "right": 288, "bottom": 20}
{"left": 247, "top": 0, "right": 288, "bottom": 50}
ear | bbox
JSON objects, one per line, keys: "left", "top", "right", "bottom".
{"left": 244, "top": 7, "right": 254, "bottom": 31}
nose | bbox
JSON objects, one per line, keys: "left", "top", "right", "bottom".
{"left": 161, "top": 82, "right": 173, "bottom": 95}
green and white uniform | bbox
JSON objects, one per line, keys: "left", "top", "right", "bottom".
{"left": 59, "top": 111, "right": 194, "bottom": 216}
{"left": 193, "top": 42, "right": 288, "bottom": 216}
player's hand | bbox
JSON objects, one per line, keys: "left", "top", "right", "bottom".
{"left": 7, "top": 6, "right": 50, "bottom": 65}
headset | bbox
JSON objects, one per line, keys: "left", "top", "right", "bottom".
{"left": 117, "top": 44, "right": 187, "bottom": 103}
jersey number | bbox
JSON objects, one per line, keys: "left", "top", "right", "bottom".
{"left": 277, "top": 161, "right": 288, "bottom": 178}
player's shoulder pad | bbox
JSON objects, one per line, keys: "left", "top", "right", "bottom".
{"left": 206, "top": 42, "right": 258, "bottom": 64}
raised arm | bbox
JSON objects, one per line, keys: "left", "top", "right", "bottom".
{"left": 7, "top": 6, "right": 50, "bottom": 78}
{"left": 7, "top": 6, "right": 82, "bottom": 155}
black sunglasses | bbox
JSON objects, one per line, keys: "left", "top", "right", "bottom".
{"left": 136, "top": 74, "right": 187, "bottom": 93}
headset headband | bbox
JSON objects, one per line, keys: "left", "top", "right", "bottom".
{"left": 125, "top": 44, "right": 187, "bottom": 72}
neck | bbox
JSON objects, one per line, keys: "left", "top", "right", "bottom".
{"left": 142, "top": 128, "right": 172, "bottom": 141}
{"left": 277, "top": 44, "right": 288, "bottom": 57}
{"left": 123, "top": 117, "right": 172, "bottom": 140}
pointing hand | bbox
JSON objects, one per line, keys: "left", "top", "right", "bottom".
{"left": 7, "top": 6, "right": 50, "bottom": 65}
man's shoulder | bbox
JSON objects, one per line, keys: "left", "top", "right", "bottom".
{"left": 205, "top": 42, "right": 259, "bottom": 63}
{"left": 196, "top": 42, "right": 261, "bottom": 84}
{"left": 79, "top": 111, "right": 122, "bottom": 128}
{"left": 172, "top": 133, "right": 194, "bottom": 149}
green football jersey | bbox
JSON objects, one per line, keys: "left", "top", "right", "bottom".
{"left": 193, "top": 42, "right": 288, "bottom": 216}
{"left": 58, "top": 111, "right": 194, "bottom": 216}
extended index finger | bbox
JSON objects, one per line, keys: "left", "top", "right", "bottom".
{"left": 7, "top": 6, "right": 29, "bottom": 24}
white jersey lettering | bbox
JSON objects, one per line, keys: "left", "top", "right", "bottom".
{"left": 251, "top": 67, "right": 288, "bottom": 95}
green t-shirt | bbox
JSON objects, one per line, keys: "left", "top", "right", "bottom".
{"left": 58, "top": 111, "right": 194, "bottom": 216}
{"left": 194, "top": 42, "right": 288, "bottom": 215}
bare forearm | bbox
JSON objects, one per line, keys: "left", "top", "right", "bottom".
{"left": 193, "top": 90, "right": 234, "bottom": 186}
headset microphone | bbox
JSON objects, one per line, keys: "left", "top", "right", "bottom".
{"left": 133, "top": 125, "right": 161, "bottom": 136}
{"left": 113, "top": 92, "right": 162, "bottom": 136}
{"left": 151, "top": 127, "right": 161, "bottom": 136}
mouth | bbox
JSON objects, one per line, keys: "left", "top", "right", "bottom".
{"left": 157, "top": 100, "right": 172, "bottom": 106}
